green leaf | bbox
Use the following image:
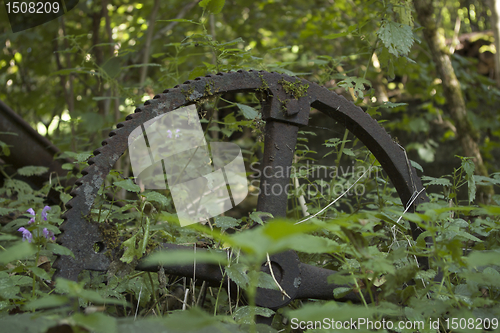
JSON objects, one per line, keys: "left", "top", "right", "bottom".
{"left": 233, "top": 306, "right": 275, "bottom": 324}
{"left": 248, "top": 270, "right": 279, "bottom": 290}
{"left": 72, "top": 313, "right": 117, "bottom": 333}
{"left": 47, "top": 242, "right": 75, "bottom": 258}
{"left": 286, "top": 302, "right": 375, "bottom": 323}
{"left": 333, "top": 287, "right": 352, "bottom": 299}
{"left": 0, "top": 313, "right": 55, "bottom": 333}
{"left": 421, "top": 176, "right": 452, "bottom": 187}
{"left": 17, "top": 166, "right": 49, "bottom": 176}
{"left": 285, "top": 234, "right": 341, "bottom": 254}
{"left": 225, "top": 263, "right": 249, "bottom": 288}
{"left": 24, "top": 295, "right": 69, "bottom": 310}
{"left": 249, "top": 211, "right": 273, "bottom": 225}
{"left": 377, "top": 20, "right": 414, "bottom": 57}
{"left": 410, "top": 160, "right": 424, "bottom": 172}
{"left": 342, "top": 148, "right": 355, "bottom": 156}
{"left": 0, "top": 276, "right": 20, "bottom": 299}
{"left": 337, "top": 77, "right": 372, "bottom": 99}
{"left": 120, "top": 234, "right": 141, "bottom": 263}
{"left": 141, "top": 191, "right": 170, "bottom": 207}
{"left": 114, "top": 179, "right": 141, "bottom": 193}
{"left": 56, "top": 278, "right": 127, "bottom": 305}
{"left": 62, "top": 162, "right": 74, "bottom": 170}
{"left": 143, "top": 249, "right": 228, "bottom": 266}
{"left": 29, "top": 266, "right": 51, "bottom": 281}
{"left": 236, "top": 103, "right": 259, "bottom": 119}
{"left": 0, "top": 141, "right": 11, "bottom": 156}
{"left": 198, "top": 0, "right": 225, "bottom": 14}
{"left": 214, "top": 216, "right": 240, "bottom": 230}
{"left": 380, "top": 101, "right": 408, "bottom": 108}
{"left": 466, "top": 250, "right": 500, "bottom": 268}
{"left": 0, "top": 242, "right": 36, "bottom": 264}
{"left": 462, "top": 158, "right": 475, "bottom": 177}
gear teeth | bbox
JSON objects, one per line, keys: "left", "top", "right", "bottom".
{"left": 183, "top": 80, "right": 192, "bottom": 84}
{"left": 163, "top": 89, "right": 170, "bottom": 93}
{"left": 116, "top": 122, "right": 125, "bottom": 128}
{"left": 194, "top": 77, "right": 202, "bottom": 80}
{"left": 92, "top": 147, "right": 102, "bottom": 156}
{"left": 65, "top": 197, "right": 77, "bottom": 209}
{"left": 125, "top": 112, "right": 143, "bottom": 121}
{"left": 153, "top": 94, "right": 161, "bottom": 99}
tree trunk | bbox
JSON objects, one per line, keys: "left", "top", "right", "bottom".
{"left": 489, "top": 0, "right": 500, "bottom": 88}
{"left": 413, "top": 0, "right": 494, "bottom": 203}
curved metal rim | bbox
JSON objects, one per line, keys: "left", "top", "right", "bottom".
{"left": 53, "top": 70, "right": 429, "bottom": 281}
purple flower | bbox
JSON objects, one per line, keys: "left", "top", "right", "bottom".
{"left": 18, "top": 227, "right": 33, "bottom": 243}
{"left": 41, "top": 206, "right": 51, "bottom": 221}
{"left": 26, "top": 208, "right": 35, "bottom": 224}
{"left": 166, "top": 130, "right": 172, "bottom": 139}
{"left": 175, "top": 129, "right": 180, "bottom": 138}
{"left": 43, "top": 228, "right": 55, "bottom": 241}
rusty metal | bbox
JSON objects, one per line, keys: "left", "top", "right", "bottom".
{"left": 0, "top": 100, "right": 72, "bottom": 189}
{"left": 137, "top": 243, "right": 369, "bottom": 307}
{"left": 52, "top": 70, "right": 429, "bottom": 310}
{"left": 0, "top": 100, "right": 126, "bottom": 207}
{"left": 256, "top": 121, "right": 299, "bottom": 220}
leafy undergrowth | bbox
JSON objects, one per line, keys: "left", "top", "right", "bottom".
{"left": 1, "top": 143, "right": 500, "bottom": 333}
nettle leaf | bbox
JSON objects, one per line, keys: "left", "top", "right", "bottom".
{"left": 141, "top": 191, "right": 169, "bottom": 207}
{"left": 47, "top": 242, "right": 75, "bottom": 258}
{"left": 199, "top": 0, "right": 225, "bottom": 14}
{"left": 120, "top": 234, "right": 141, "bottom": 263}
{"left": 0, "top": 313, "right": 55, "bottom": 333}
{"left": 333, "top": 287, "right": 352, "bottom": 299}
{"left": 225, "top": 263, "right": 249, "bottom": 288}
{"left": 24, "top": 294, "right": 69, "bottom": 310}
{"left": 247, "top": 270, "right": 279, "bottom": 290}
{"left": 249, "top": 211, "right": 273, "bottom": 225}
{"left": 214, "top": 216, "right": 240, "bottom": 230}
{"left": 144, "top": 249, "right": 228, "bottom": 266}
{"left": 342, "top": 148, "right": 355, "bottom": 156}
{"left": 462, "top": 158, "right": 475, "bottom": 177}
{"left": 114, "top": 179, "right": 141, "bottom": 193}
{"left": 466, "top": 250, "right": 500, "bottom": 268}
{"left": 72, "top": 312, "right": 117, "bottom": 333}
{"left": 421, "top": 176, "right": 452, "bottom": 187}
{"left": 17, "top": 166, "right": 49, "bottom": 176}
{"left": 236, "top": 103, "right": 259, "bottom": 119}
{"left": 233, "top": 306, "right": 275, "bottom": 324}
{"left": 377, "top": 20, "right": 414, "bottom": 57}
{"left": 0, "top": 140, "right": 11, "bottom": 156}
{"left": 337, "top": 77, "right": 372, "bottom": 99}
